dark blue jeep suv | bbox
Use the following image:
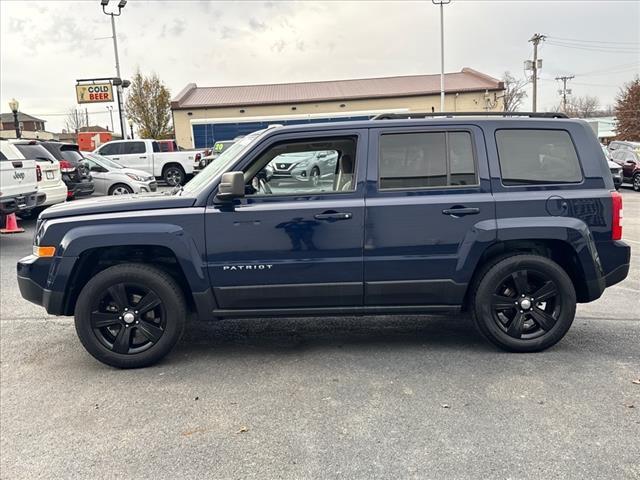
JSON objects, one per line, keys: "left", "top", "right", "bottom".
{"left": 17, "top": 113, "right": 630, "bottom": 368}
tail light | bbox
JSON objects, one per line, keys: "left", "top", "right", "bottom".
{"left": 611, "top": 191, "right": 623, "bottom": 241}
{"left": 36, "top": 165, "right": 42, "bottom": 182}
{"left": 59, "top": 160, "right": 75, "bottom": 173}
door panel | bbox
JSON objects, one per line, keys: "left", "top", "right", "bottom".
{"left": 365, "top": 126, "right": 495, "bottom": 306}
{"left": 205, "top": 129, "right": 368, "bottom": 310}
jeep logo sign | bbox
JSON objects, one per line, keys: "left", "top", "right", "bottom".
{"left": 13, "top": 171, "right": 25, "bottom": 181}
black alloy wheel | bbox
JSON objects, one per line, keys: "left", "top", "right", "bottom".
{"left": 75, "top": 264, "right": 186, "bottom": 368}
{"left": 472, "top": 254, "right": 576, "bottom": 352}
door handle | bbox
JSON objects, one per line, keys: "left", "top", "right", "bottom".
{"left": 112, "top": 157, "right": 120, "bottom": 160}
{"left": 140, "top": 156, "right": 147, "bottom": 159}
{"left": 442, "top": 207, "right": 480, "bottom": 217}
{"left": 314, "top": 211, "right": 352, "bottom": 221}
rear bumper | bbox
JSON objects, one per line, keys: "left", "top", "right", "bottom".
{"left": 40, "top": 183, "right": 68, "bottom": 207}
{"left": 66, "top": 179, "right": 94, "bottom": 198}
{"left": 585, "top": 240, "right": 631, "bottom": 301}
{"left": 1, "top": 191, "right": 46, "bottom": 214}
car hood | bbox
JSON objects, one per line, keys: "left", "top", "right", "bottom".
{"left": 40, "top": 193, "right": 197, "bottom": 219}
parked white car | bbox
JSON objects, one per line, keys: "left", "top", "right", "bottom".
{"left": 83, "top": 153, "right": 158, "bottom": 195}
{"left": 0, "top": 140, "right": 45, "bottom": 219}
{"left": 8, "top": 140, "right": 67, "bottom": 215}
{"left": 94, "top": 139, "right": 203, "bottom": 186}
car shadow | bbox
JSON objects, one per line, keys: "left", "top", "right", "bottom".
{"left": 172, "top": 314, "right": 493, "bottom": 360}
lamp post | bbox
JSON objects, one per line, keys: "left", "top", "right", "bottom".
{"left": 8, "top": 98, "right": 21, "bottom": 139}
{"left": 106, "top": 105, "right": 114, "bottom": 132}
{"left": 128, "top": 118, "right": 134, "bottom": 139}
{"left": 101, "top": 0, "right": 128, "bottom": 139}
{"left": 432, "top": 0, "right": 451, "bottom": 112}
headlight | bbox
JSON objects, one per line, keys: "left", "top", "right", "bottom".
{"left": 126, "top": 173, "right": 145, "bottom": 182}
{"left": 294, "top": 160, "right": 309, "bottom": 169}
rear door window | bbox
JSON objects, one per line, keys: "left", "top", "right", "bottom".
{"left": 496, "top": 129, "right": 582, "bottom": 185}
{"left": 123, "top": 141, "right": 146, "bottom": 155}
{"left": 379, "top": 131, "right": 477, "bottom": 189}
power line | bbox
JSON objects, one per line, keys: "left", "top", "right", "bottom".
{"left": 546, "top": 41, "right": 639, "bottom": 54}
{"left": 547, "top": 35, "right": 640, "bottom": 45}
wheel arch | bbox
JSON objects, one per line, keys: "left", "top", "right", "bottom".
{"left": 460, "top": 218, "right": 603, "bottom": 307}
{"left": 56, "top": 224, "right": 209, "bottom": 316}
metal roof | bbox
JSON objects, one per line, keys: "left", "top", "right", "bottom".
{"left": 0, "top": 112, "right": 46, "bottom": 123}
{"left": 172, "top": 68, "right": 503, "bottom": 110}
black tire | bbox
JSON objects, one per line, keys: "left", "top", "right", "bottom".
{"left": 74, "top": 264, "right": 186, "bottom": 368}
{"left": 17, "top": 207, "right": 42, "bottom": 220}
{"left": 310, "top": 167, "right": 320, "bottom": 187}
{"left": 633, "top": 173, "right": 640, "bottom": 192}
{"left": 108, "top": 183, "right": 133, "bottom": 195}
{"left": 471, "top": 254, "right": 576, "bottom": 352}
{"left": 163, "top": 165, "right": 185, "bottom": 186}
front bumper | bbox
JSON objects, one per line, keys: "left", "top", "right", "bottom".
{"left": 133, "top": 180, "right": 158, "bottom": 193}
{"left": 17, "top": 254, "right": 68, "bottom": 315}
{"left": 1, "top": 191, "right": 46, "bottom": 214}
{"left": 611, "top": 172, "right": 623, "bottom": 188}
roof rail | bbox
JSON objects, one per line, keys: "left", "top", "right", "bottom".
{"left": 371, "top": 111, "right": 568, "bottom": 120}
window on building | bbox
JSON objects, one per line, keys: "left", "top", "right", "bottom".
{"left": 379, "top": 131, "right": 477, "bottom": 189}
{"left": 496, "top": 129, "right": 582, "bottom": 185}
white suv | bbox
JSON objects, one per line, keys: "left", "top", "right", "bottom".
{"left": 0, "top": 140, "right": 45, "bottom": 219}
{"left": 6, "top": 140, "right": 67, "bottom": 217}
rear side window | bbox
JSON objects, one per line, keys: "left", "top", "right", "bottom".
{"left": 379, "top": 131, "right": 477, "bottom": 189}
{"left": 0, "top": 151, "right": 7, "bottom": 161}
{"left": 124, "top": 141, "right": 146, "bottom": 155}
{"left": 496, "top": 129, "right": 582, "bottom": 185}
{"left": 152, "top": 142, "right": 160, "bottom": 153}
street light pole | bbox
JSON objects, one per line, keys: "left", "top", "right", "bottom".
{"left": 433, "top": 0, "right": 451, "bottom": 112}
{"left": 8, "top": 98, "right": 20, "bottom": 139}
{"left": 128, "top": 118, "right": 134, "bottom": 139}
{"left": 101, "top": 0, "right": 128, "bottom": 139}
{"left": 106, "top": 105, "right": 114, "bottom": 132}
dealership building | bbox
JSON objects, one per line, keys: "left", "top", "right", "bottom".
{"left": 171, "top": 68, "right": 505, "bottom": 149}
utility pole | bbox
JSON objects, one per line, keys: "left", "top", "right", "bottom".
{"left": 528, "top": 33, "right": 546, "bottom": 112}
{"left": 555, "top": 75, "right": 574, "bottom": 112}
{"left": 432, "top": 0, "right": 451, "bottom": 112}
{"left": 106, "top": 105, "right": 114, "bottom": 132}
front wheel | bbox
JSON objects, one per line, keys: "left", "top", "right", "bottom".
{"left": 74, "top": 264, "right": 186, "bottom": 368}
{"left": 109, "top": 183, "right": 133, "bottom": 195}
{"left": 472, "top": 254, "right": 576, "bottom": 352}
{"left": 310, "top": 167, "right": 320, "bottom": 187}
{"left": 633, "top": 173, "right": 640, "bottom": 192}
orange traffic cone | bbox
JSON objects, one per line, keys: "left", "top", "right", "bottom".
{"left": 0, "top": 213, "right": 25, "bottom": 234}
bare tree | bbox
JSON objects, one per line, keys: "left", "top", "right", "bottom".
{"left": 563, "top": 95, "right": 600, "bottom": 118}
{"left": 64, "top": 107, "right": 88, "bottom": 133}
{"left": 502, "top": 71, "right": 528, "bottom": 112}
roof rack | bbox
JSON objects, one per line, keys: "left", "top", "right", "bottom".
{"left": 371, "top": 111, "right": 568, "bottom": 120}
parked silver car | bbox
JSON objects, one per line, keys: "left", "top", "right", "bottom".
{"left": 269, "top": 150, "right": 338, "bottom": 187}
{"left": 83, "top": 153, "right": 157, "bottom": 195}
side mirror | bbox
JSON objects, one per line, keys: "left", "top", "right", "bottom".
{"left": 216, "top": 171, "right": 245, "bottom": 202}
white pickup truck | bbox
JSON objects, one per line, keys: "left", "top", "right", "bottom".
{"left": 0, "top": 140, "right": 46, "bottom": 219}
{"left": 94, "top": 139, "right": 203, "bottom": 185}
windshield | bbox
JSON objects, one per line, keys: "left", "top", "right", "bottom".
{"left": 85, "top": 152, "right": 124, "bottom": 170}
{"left": 181, "top": 131, "right": 265, "bottom": 195}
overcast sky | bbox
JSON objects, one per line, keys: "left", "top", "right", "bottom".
{"left": 1, "top": 0, "right": 638, "bottom": 133}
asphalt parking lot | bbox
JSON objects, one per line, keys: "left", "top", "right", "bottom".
{"left": 1, "top": 189, "right": 638, "bottom": 480}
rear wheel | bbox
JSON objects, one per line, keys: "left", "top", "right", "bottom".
{"left": 163, "top": 165, "right": 185, "bottom": 186}
{"left": 74, "top": 264, "right": 186, "bottom": 368}
{"left": 633, "top": 173, "right": 640, "bottom": 192}
{"left": 472, "top": 254, "right": 576, "bottom": 352}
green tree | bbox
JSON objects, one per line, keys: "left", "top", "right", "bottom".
{"left": 615, "top": 77, "right": 640, "bottom": 141}
{"left": 125, "top": 70, "right": 173, "bottom": 139}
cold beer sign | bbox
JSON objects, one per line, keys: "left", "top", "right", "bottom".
{"left": 75, "top": 83, "right": 113, "bottom": 104}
